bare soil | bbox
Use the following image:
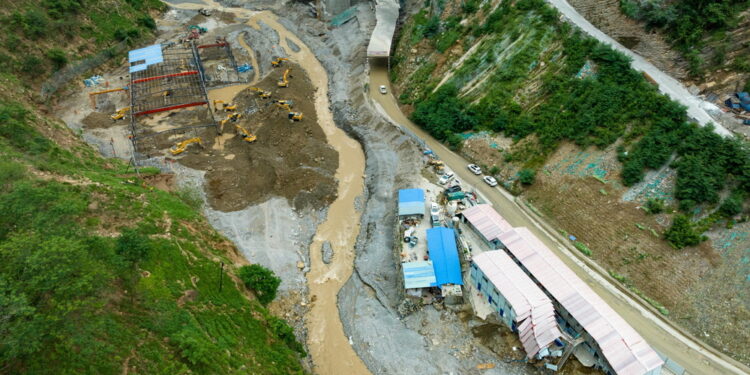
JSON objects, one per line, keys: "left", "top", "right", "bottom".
{"left": 176, "top": 62, "right": 338, "bottom": 212}
{"left": 82, "top": 111, "right": 119, "bottom": 129}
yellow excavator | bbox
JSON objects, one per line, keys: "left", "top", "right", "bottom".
{"left": 213, "top": 100, "right": 237, "bottom": 112}
{"left": 235, "top": 124, "right": 257, "bottom": 143}
{"left": 219, "top": 112, "right": 242, "bottom": 127}
{"left": 428, "top": 159, "right": 444, "bottom": 173}
{"left": 169, "top": 137, "right": 202, "bottom": 155}
{"left": 275, "top": 103, "right": 303, "bottom": 121}
{"left": 277, "top": 68, "right": 290, "bottom": 87}
{"left": 111, "top": 107, "right": 130, "bottom": 121}
{"left": 271, "top": 57, "right": 289, "bottom": 67}
{"left": 250, "top": 87, "right": 272, "bottom": 99}
{"left": 272, "top": 99, "right": 293, "bottom": 107}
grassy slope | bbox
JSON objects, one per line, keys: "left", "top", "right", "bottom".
{"left": 0, "top": 2, "right": 306, "bottom": 374}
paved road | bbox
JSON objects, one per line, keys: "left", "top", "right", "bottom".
{"left": 368, "top": 59, "right": 749, "bottom": 375}
{"left": 545, "top": 0, "right": 731, "bottom": 137}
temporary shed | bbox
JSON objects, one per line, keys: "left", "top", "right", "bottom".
{"left": 398, "top": 188, "right": 425, "bottom": 217}
{"left": 128, "top": 44, "right": 163, "bottom": 73}
{"left": 402, "top": 261, "right": 436, "bottom": 289}
{"left": 426, "top": 227, "right": 463, "bottom": 286}
{"left": 460, "top": 204, "right": 513, "bottom": 248}
{"left": 472, "top": 251, "right": 562, "bottom": 359}
{"left": 499, "top": 227, "right": 664, "bottom": 375}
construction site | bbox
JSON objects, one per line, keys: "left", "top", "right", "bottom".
{"left": 51, "top": 0, "right": 750, "bottom": 375}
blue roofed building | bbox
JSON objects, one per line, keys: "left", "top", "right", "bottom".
{"left": 427, "top": 227, "right": 464, "bottom": 304}
{"left": 402, "top": 261, "right": 437, "bottom": 290}
{"left": 398, "top": 188, "right": 425, "bottom": 217}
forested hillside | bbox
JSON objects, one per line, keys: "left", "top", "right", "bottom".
{"left": 393, "top": 0, "right": 750, "bottom": 247}
{"left": 0, "top": 2, "right": 305, "bottom": 374}
{"left": 619, "top": 0, "right": 750, "bottom": 78}
{"left": 393, "top": 0, "right": 750, "bottom": 363}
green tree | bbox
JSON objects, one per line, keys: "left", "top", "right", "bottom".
{"left": 664, "top": 214, "right": 704, "bottom": 249}
{"left": 238, "top": 264, "right": 281, "bottom": 305}
{"left": 645, "top": 198, "right": 665, "bottom": 214}
{"left": 518, "top": 169, "right": 536, "bottom": 185}
{"left": 719, "top": 193, "right": 743, "bottom": 217}
{"left": 46, "top": 48, "right": 67, "bottom": 70}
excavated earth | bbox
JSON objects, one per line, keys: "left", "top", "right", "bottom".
{"left": 176, "top": 63, "right": 338, "bottom": 212}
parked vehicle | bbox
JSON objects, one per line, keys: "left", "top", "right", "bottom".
{"left": 468, "top": 164, "right": 482, "bottom": 175}
{"left": 483, "top": 176, "right": 498, "bottom": 187}
{"left": 379, "top": 85, "right": 387, "bottom": 94}
{"left": 438, "top": 172, "right": 455, "bottom": 185}
{"left": 445, "top": 185, "right": 462, "bottom": 193}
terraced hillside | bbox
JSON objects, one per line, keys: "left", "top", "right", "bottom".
{"left": 392, "top": 0, "right": 750, "bottom": 365}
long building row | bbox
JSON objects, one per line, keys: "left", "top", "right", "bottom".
{"left": 462, "top": 204, "right": 664, "bottom": 375}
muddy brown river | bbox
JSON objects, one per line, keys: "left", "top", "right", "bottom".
{"left": 164, "top": 1, "right": 370, "bottom": 373}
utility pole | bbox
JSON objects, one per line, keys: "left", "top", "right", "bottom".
{"left": 218, "top": 261, "right": 225, "bottom": 292}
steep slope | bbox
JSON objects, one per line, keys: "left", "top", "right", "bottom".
{"left": 392, "top": 0, "right": 750, "bottom": 365}
{"left": 0, "top": 2, "right": 306, "bottom": 374}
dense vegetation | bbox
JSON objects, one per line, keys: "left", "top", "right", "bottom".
{"left": 0, "top": 1, "right": 307, "bottom": 371}
{"left": 619, "top": 0, "right": 750, "bottom": 76}
{"left": 396, "top": 0, "right": 750, "bottom": 248}
{"left": 0, "top": 98, "right": 306, "bottom": 373}
{"left": 0, "top": 0, "right": 163, "bottom": 79}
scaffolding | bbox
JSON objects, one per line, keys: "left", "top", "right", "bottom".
{"left": 127, "top": 41, "right": 217, "bottom": 159}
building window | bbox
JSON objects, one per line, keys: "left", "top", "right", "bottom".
{"left": 499, "top": 309, "right": 504, "bottom": 317}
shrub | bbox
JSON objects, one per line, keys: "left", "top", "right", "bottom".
{"left": 46, "top": 48, "right": 68, "bottom": 70}
{"left": 489, "top": 165, "right": 500, "bottom": 175}
{"left": 115, "top": 228, "right": 151, "bottom": 264}
{"left": 19, "top": 55, "right": 43, "bottom": 75}
{"left": 664, "top": 214, "right": 704, "bottom": 249}
{"left": 138, "top": 15, "right": 156, "bottom": 30}
{"left": 574, "top": 241, "right": 592, "bottom": 256}
{"left": 518, "top": 169, "right": 536, "bottom": 185}
{"left": 238, "top": 264, "right": 280, "bottom": 305}
{"left": 269, "top": 317, "right": 306, "bottom": 355}
{"left": 645, "top": 198, "right": 665, "bottom": 214}
{"left": 719, "top": 193, "right": 743, "bottom": 217}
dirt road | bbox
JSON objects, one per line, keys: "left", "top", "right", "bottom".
{"left": 545, "top": 0, "right": 730, "bottom": 136}
{"left": 368, "top": 58, "right": 749, "bottom": 375}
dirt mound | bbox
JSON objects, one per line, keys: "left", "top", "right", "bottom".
{"left": 177, "top": 62, "right": 338, "bottom": 212}
{"left": 82, "top": 112, "right": 118, "bottom": 129}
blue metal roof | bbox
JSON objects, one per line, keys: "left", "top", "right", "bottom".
{"left": 402, "top": 261, "right": 436, "bottom": 289}
{"left": 398, "top": 188, "right": 425, "bottom": 216}
{"left": 128, "top": 44, "right": 163, "bottom": 73}
{"left": 427, "top": 227, "right": 463, "bottom": 286}
{"left": 398, "top": 188, "right": 424, "bottom": 203}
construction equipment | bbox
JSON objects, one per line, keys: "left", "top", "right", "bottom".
{"left": 250, "top": 87, "right": 272, "bottom": 99}
{"left": 169, "top": 137, "right": 202, "bottom": 155}
{"left": 272, "top": 99, "right": 293, "bottom": 107}
{"left": 277, "top": 68, "right": 291, "bottom": 87}
{"left": 235, "top": 124, "right": 257, "bottom": 143}
{"left": 88, "top": 87, "right": 127, "bottom": 108}
{"left": 219, "top": 112, "right": 242, "bottom": 127}
{"left": 110, "top": 107, "right": 130, "bottom": 121}
{"left": 213, "top": 100, "right": 237, "bottom": 112}
{"left": 428, "top": 159, "right": 444, "bottom": 172}
{"left": 271, "top": 57, "right": 289, "bottom": 67}
{"left": 275, "top": 103, "right": 303, "bottom": 121}
{"left": 188, "top": 25, "right": 208, "bottom": 34}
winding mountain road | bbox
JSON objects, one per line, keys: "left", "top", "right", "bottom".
{"left": 546, "top": 0, "right": 731, "bottom": 136}
{"left": 367, "top": 58, "right": 749, "bottom": 375}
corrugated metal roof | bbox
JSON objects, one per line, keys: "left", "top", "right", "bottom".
{"left": 473, "top": 251, "right": 562, "bottom": 358}
{"left": 461, "top": 204, "right": 513, "bottom": 242}
{"left": 128, "top": 44, "right": 163, "bottom": 73}
{"left": 426, "top": 227, "right": 463, "bottom": 286}
{"left": 398, "top": 189, "right": 425, "bottom": 216}
{"left": 398, "top": 188, "right": 424, "bottom": 203}
{"left": 499, "top": 227, "right": 664, "bottom": 375}
{"left": 402, "top": 261, "right": 436, "bottom": 289}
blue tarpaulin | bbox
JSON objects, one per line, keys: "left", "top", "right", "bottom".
{"left": 403, "top": 261, "right": 436, "bottom": 289}
{"left": 128, "top": 44, "right": 163, "bottom": 73}
{"left": 427, "top": 227, "right": 463, "bottom": 286}
{"left": 398, "top": 188, "right": 425, "bottom": 216}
